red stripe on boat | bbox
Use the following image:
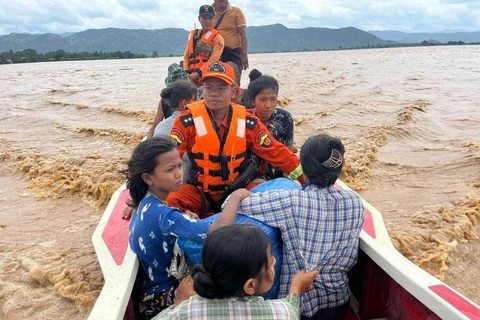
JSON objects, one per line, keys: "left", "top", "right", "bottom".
{"left": 334, "top": 183, "right": 376, "bottom": 238}
{"left": 429, "top": 285, "right": 480, "bottom": 319}
{"left": 101, "top": 190, "right": 131, "bottom": 265}
{"left": 362, "top": 208, "right": 376, "bottom": 238}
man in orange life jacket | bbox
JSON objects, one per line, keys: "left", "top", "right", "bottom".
{"left": 169, "top": 61, "right": 305, "bottom": 216}
{"left": 183, "top": 5, "right": 225, "bottom": 86}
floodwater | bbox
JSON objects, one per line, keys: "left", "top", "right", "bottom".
{"left": 1, "top": 46, "right": 479, "bottom": 319}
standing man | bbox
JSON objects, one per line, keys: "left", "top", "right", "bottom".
{"left": 213, "top": 0, "right": 249, "bottom": 77}
{"left": 168, "top": 61, "right": 304, "bottom": 216}
{"left": 184, "top": 5, "right": 225, "bottom": 85}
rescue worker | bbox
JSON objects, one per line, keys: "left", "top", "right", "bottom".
{"left": 183, "top": 5, "right": 225, "bottom": 86}
{"left": 168, "top": 61, "right": 305, "bottom": 216}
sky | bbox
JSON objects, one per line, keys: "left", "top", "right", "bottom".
{"left": 0, "top": 0, "right": 479, "bottom": 35}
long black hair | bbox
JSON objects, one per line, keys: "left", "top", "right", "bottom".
{"left": 160, "top": 80, "right": 197, "bottom": 113}
{"left": 246, "top": 69, "right": 279, "bottom": 104}
{"left": 300, "top": 134, "right": 345, "bottom": 188}
{"left": 123, "top": 136, "right": 177, "bottom": 208}
{"left": 191, "top": 224, "right": 273, "bottom": 299}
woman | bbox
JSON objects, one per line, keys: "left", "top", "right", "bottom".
{"left": 153, "top": 224, "right": 318, "bottom": 319}
{"left": 233, "top": 134, "right": 365, "bottom": 320}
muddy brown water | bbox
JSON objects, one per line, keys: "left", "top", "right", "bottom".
{"left": 1, "top": 46, "right": 479, "bottom": 319}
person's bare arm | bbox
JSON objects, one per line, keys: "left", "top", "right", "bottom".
{"left": 147, "top": 99, "right": 165, "bottom": 138}
{"left": 238, "top": 26, "right": 249, "bottom": 70}
{"left": 174, "top": 275, "right": 195, "bottom": 305}
{"left": 289, "top": 270, "right": 319, "bottom": 295}
{"left": 208, "top": 188, "right": 250, "bottom": 234}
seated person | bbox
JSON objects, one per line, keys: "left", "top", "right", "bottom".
{"left": 154, "top": 80, "right": 198, "bottom": 136}
{"left": 153, "top": 224, "right": 319, "bottom": 320}
{"left": 246, "top": 70, "right": 298, "bottom": 182}
{"left": 124, "top": 136, "right": 250, "bottom": 319}
{"left": 183, "top": 5, "right": 225, "bottom": 86}
{"left": 231, "top": 134, "right": 365, "bottom": 320}
{"left": 147, "top": 63, "right": 191, "bottom": 138}
{"left": 168, "top": 61, "right": 305, "bottom": 216}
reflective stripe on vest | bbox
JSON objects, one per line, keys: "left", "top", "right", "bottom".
{"left": 188, "top": 101, "right": 247, "bottom": 193}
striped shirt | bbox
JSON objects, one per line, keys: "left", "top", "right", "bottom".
{"left": 235, "top": 184, "right": 364, "bottom": 317}
{"left": 153, "top": 294, "right": 300, "bottom": 320}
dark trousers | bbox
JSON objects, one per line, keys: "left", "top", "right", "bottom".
{"left": 301, "top": 299, "right": 350, "bottom": 320}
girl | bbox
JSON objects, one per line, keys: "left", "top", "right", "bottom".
{"left": 154, "top": 224, "right": 319, "bottom": 319}
{"left": 247, "top": 70, "right": 298, "bottom": 181}
{"left": 147, "top": 63, "right": 192, "bottom": 138}
{"left": 123, "top": 80, "right": 197, "bottom": 220}
{"left": 125, "top": 136, "right": 250, "bottom": 319}
{"left": 153, "top": 80, "right": 197, "bottom": 136}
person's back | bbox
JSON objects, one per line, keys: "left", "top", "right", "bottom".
{"left": 234, "top": 134, "right": 365, "bottom": 319}
{"left": 153, "top": 225, "right": 318, "bottom": 320}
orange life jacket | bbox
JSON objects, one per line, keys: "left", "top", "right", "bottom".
{"left": 187, "top": 29, "right": 219, "bottom": 71}
{"left": 188, "top": 101, "right": 247, "bottom": 194}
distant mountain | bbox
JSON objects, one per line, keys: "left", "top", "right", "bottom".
{"left": 369, "top": 30, "right": 480, "bottom": 43}
{"left": 248, "top": 24, "right": 389, "bottom": 52}
{"left": 0, "top": 24, "right": 388, "bottom": 55}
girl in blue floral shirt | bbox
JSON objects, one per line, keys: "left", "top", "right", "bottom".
{"left": 246, "top": 70, "right": 298, "bottom": 180}
{"left": 124, "top": 136, "right": 250, "bottom": 319}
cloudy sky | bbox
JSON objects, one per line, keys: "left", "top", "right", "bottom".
{"left": 1, "top": 0, "right": 479, "bottom": 35}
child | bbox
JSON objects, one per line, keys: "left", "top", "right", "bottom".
{"left": 123, "top": 81, "right": 199, "bottom": 220}
{"left": 153, "top": 224, "right": 319, "bottom": 319}
{"left": 125, "top": 136, "right": 250, "bottom": 319}
{"left": 153, "top": 80, "right": 197, "bottom": 136}
{"left": 147, "top": 63, "right": 191, "bottom": 138}
{"left": 247, "top": 70, "right": 298, "bottom": 181}
{"left": 232, "top": 134, "right": 365, "bottom": 320}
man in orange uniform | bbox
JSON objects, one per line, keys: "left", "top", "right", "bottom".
{"left": 183, "top": 5, "right": 225, "bottom": 86}
{"left": 169, "top": 61, "right": 304, "bottom": 216}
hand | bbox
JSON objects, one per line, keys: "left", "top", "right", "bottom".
{"left": 297, "top": 174, "right": 306, "bottom": 186}
{"left": 289, "top": 270, "right": 319, "bottom": 295}
{"left": 174, "top": 275, "right": 196, "bottom": 304}
{"left": 230, "top": 188, "right": 250, "bottom": 201}
{"left": 188, "top": 72, "right": 200, "bottom": 82}
{"left": 184, "top": 210, "right": 199, "bottom": 219}
{"left": 241, "top": 53, "right": 249, "bottom": 70}
{"left": 122, "top": 206, "right": 134, "bottom": 220}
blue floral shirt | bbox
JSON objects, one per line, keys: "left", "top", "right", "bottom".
{"left": 129, "top": 193, "right": 211, "bottom": 296}
{"left": 260, "top": 108, "right": 294, "bottom": 179}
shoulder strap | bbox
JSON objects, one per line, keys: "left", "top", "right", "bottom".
{"left": 214, "top": 12, "right": 226, "bottom": 29}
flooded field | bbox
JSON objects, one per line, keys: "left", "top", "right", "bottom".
{"left": 0, "top": 46, "right": 479, "bottom": 319}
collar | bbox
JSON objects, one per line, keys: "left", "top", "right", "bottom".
{"left": 302, "top": 184, "right": 336, "bottom": 192}
{"left": 205, "top": 104, "right": 232, "bottom": 128}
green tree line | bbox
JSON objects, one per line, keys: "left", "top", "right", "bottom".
{"left": 0, "top": 49, "right": 150, "bottom": 64}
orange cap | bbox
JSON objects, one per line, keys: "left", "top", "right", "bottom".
{"left": 199, "top": 61, "right": 235, "bottom": 85}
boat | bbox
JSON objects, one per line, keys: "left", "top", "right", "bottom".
{"left": 88, "top": 179, "right": 480, "bottom": 320}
